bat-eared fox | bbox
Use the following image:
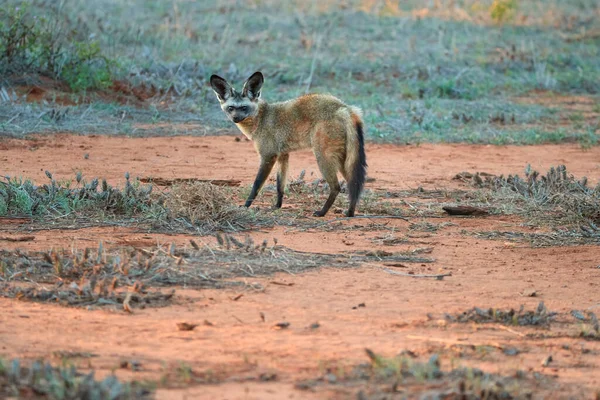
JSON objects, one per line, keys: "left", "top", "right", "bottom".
{"left": 210, "top": 71, "right": 367, "bottom": 217}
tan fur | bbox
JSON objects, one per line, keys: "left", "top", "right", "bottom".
{"left": 343, "top": 107, "right": 363, "bottom": 183}
{"left": 235, "top": 94, "right": 358, "bottom": 158}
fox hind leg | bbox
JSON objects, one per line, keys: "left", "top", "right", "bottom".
{"left": 340, "top": 168, "right": 355, "bottom": 217}
{"left": 275, "top": 153, "right": 289, "bottom": 209}
{"left": 312, "top": 149, "right": 342, "bottom": 218}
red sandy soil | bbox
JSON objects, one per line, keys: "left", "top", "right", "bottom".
{"left": 2, "top": 134, "right": 599, "bottom": 190}
{"left": 1, "top": 134, "right": 600, "bottom": 399}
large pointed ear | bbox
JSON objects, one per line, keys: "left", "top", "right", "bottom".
{"left": 242, "top": 71, "right": 264, "bottom": 101}
{"left": 210, "top": 74, "right": 233, "bottom": 102}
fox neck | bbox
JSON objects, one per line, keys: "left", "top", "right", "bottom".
{"left": 235, "top": 101, "right": 265, "bottom": 140}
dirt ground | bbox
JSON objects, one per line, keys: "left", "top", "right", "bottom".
{"left": 1, "top": 134, "right": 600, "bottom": 399}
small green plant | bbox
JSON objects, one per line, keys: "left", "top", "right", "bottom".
{"left": 10, "top": 182, "right": 34, "bottom": 214}
{"left": 177, "top": 362, "right": 193, "bottom": 383}
{"left": 436, "top": 79, "right": 460, "bottom": 99}
{"left": 578, "top": 128, "right": 598, "bottom": 150}
{"left": 568, "top": 112, "right": 585, "bottom": 123}
{"left": 490, "top": 0, "right": 518, "bottom": 24}
{"left": 61, "top": 41, "right": 113, "bottom": 91}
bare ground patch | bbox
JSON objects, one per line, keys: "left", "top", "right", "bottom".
{"left": 1, "top": 136, "right": 600, "bottom": 399}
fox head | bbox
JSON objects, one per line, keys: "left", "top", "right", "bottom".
{"left": 209, "top": 71, "right": 264, "bottom": 124}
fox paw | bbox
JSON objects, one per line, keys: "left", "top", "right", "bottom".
{"left": 312, "top": 210, "right": 326, "bottom": 217}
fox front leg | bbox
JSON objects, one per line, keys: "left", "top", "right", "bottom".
{"left": 245, "top": 155, "right": 277, "bottom": 208}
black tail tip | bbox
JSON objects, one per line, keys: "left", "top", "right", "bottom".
{"left": 348, "top": 120, "right": 367, "bottom": 206}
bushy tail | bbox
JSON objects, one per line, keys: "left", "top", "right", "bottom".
{"left": 344, "top": 107, "right": 367, "bottom": 216}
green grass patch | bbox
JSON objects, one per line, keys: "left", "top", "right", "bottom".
{"left": 0, "top": 357, "right": 151, "bottom": 399}
{"left": 1, "top": 0, "right": 598, "bottom": 143}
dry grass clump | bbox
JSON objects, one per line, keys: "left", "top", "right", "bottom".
{"left": 2, "top": 281, "right": 174, "bottom": 310}
{"left": 493, "top": 165, "right": 598, "bottom": 221}
{"left": 160, "top": 182, "right": 273, "bottom": 232}
{"left": 449, "top": 302, "right": 557, "bottom": 326}
{"left": 466, "top": 165, "right": 600, "bottom": 234}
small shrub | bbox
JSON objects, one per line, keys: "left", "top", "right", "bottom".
{"left": 489, "top": 0, "right": 518, "bottom": 24}
{"left": 0, "top": 195, "right": 6, "bottom": 215}
{"left": 0, "top": 3, "right": 113, "bottom": 91}
{"left": 60, "top": 41, "right": 113, "bottom": 91}
{"left": 450, "top": 302, "right": 557, "bottom": 326}
{"left": 578, "top": 128, "right": 599, "bottom": 150}
{"left": 12, "top": 186, "right": 33, "bottom": 214}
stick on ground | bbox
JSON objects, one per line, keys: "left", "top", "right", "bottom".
{"left": 382, "top": 268, "right": 451, "bottom": 280}
{"left": 443, "top": 205, "right": 488, "bottom": 216}
{"left": 407, "top": 335, "right": 503, "bottom": 349}
{"left": 0, "top": 235, "right": 35, "bottom": 242}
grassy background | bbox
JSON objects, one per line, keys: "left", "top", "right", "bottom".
{"left": 0, "top": 0, "right": 599, "bottom": 143}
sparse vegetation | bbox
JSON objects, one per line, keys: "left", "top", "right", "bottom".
{"left": 0, "top": 0, "right": 598, "bottom": 143}
{"left": 296, "top": 348, "right": 550, "bottom": 399}
{"left": 2, "top": 163, "right": 599, "bottom": 244}
{"left": 450, "top": 302, "right": 557, "bottom": 326}
{"left": 0, "top": 171, "right": 154, "bottom": 219}
{"left": 0, "top": 172, "right": 277, "bottom": 233}
{"left": 0, "top": 357, "right": 151, "bottom": 399}
{"left": 449, "top": 165, "right": 600, "bottom": 246}
{"left": 0, "top": 234, "right": 433, "bottom": 304}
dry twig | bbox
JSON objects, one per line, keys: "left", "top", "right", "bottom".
{"left": 382, "top": 268, "right": 451, "bottom": 280}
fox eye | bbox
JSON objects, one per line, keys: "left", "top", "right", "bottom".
{"left": 240, "top": 106, "right": 248, "bottom": 112}
{"left": 227, "top": 106, "right": 235, "bottom": 112}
